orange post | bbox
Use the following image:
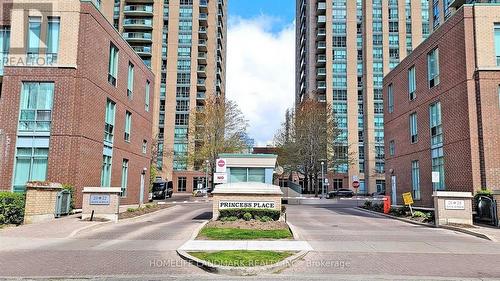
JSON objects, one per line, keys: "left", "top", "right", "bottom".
{"left": 383, "top": 196, "right": 391, "bottom": 214}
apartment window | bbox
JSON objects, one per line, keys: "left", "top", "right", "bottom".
{"left": 46, "top": 17, "right": 60, "bottom": 64}
{"left": 121, "top": 159, "right": 128, "bottom": 197}
{"left": 104, "top": 99, "right": 116, "bottom": 144}
{"left": 101, "top": 155, "right": 112, "bottom": 187}
{"left": 409, "top": 113, "right": 418, "bottom": 143}
{"left": 18, "top": 83, "right": 54, "bottom": 133}
{"left": 388, "top": 83, "right": 394, "bottom": 113}
{"left": 13, "top": 147, "right": 49, "bottom": 192}
{"left": 127, "top": 63, "right": 134, "bottom": 98}
{"left": 27, "top": 17, "right": 41, "bottom": 63}
{"left": 428, "top": 48, "right": 439, "bottom": 88}
{"left": 178, "top": 177, "right": 187, "bottom": 192}
{"left": 408, "top": 66, "right": 416, "bottom": 100}
{"left": 411, "top": 160, "right": 421, "bottom": 200}
{"left": 0, "top": 27, "right": 10, "bottom": 75}
{"left": 175, "top": 113, "right": 189, "bottom": 125}
{"left": 124, "top": 111, "right": 132, "bottom": 142}
{"left": 432, "top": 147, "right": 445, "bottom": 190}
{"left": 142, "top": 140, "right": 147, "bottom": 154}
{"left": 108, "top": 44, "right": 119, "bottom": 86}
{"left": 429, "top": 102, "right": 443, "bottom": 146}
{"left": 495, "top": 24, "right": 500, "bottom": 66}
{"left": 389, "top": 140, "right": 395, "bottom": 156}
{"left": 145, "top": 81, "right": 150, "bottom": 111}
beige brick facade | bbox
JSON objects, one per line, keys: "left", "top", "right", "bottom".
{"left": 23, "top": 182, "right": 62, "bottom": 224}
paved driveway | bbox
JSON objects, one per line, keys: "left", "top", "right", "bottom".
{"left": 282, "top": 202, "right": 500, "bottom": 279}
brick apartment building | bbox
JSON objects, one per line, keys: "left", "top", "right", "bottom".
{"left": 0, "top": 0, "right": 154, "bottom": 207}
{"left": 384, "top": 3, "right": 500, "bottom": 207}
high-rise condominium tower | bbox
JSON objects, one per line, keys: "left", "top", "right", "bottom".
{"left": 104, "top": 0, "right": 227, "bottom": 192}
{"left": 295, "top": 0, "right": 430, "bottom": 194}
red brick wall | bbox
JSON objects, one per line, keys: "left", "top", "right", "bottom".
{"left": 0, "top": 2, "right": 154, "bottom": 208}
{"left": 383, "top": 9, "right": 477, "bottom": 207}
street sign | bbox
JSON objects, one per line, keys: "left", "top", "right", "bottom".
{"left": 216, "top": 158, "right": 226, "bottom": 173}
{"left": 213, "top": 172, "right": 227, "bottom": 184}
{"left": 432, "top": 171, "right": 440, "bottom": 183}
{"left": 403, "top": 192, "right": 414, "bottom": 205}
{"left": 352, "top": 181, "right": 360, "bottom": 188}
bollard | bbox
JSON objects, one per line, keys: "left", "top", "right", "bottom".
{"left": 383, "top": 196, "right": 391, "bottom": 214}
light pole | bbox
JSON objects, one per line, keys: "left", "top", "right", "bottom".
{"left": 204, "top": 159, "right": 209, "bottom": 197}
{"left": 321, "top": 161, "right": 325, "bottom": 199}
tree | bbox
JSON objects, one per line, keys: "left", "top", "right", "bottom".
{"left": 274, "top": 98, "right": 353, "bottom": 196}
{"left": 188, "top": 96, "right": 249, "bottom": 182}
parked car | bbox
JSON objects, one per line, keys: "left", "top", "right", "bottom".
{"left": 193, "top": 188, "right": 208, "bottom": 197}
{"left": 371, "top": 191, "right": 386, "bottom": 199}
{"left": 327, "top": 188, "right": 355, "bottom": 198}
{"left": 152, "top": 179, "right": 173, "bottom": 200}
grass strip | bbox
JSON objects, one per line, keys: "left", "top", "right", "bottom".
{"left": 198, "top": 227, "right": 292, "bottom": 240}
{"left": 189, "top": 250, "right": 294, "bottom": 267}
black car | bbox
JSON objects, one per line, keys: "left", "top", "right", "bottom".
{"left": 152, "top": 179, "right": 173, "bottom": 200}
{"left": 327, "top": 188, "right": 355, "bottom": 198}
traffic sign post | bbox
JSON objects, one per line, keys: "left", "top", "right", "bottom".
{"left": 402, "top": 192, "right": 414, "bottom": 216}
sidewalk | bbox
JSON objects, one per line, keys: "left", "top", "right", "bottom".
{"left": 452, "top": 224, "right": 500, "bottom": 242}
{"left": 178, "top": 240, "right": 313, "bottom": 251}
{"left": 0, "top": 214, "right": 105, "bottom": 239}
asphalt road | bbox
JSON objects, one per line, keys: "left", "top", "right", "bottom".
{"left": 0, "top": 199, "right": 499, "bottom": 280}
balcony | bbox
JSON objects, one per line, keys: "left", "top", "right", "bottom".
{"left": 197, "top": 65, "right": 207, "bottom": 77}
{"left": 317, "top": 15, "right": 326, "bottom": 26}
{"left": 316, "top": 54, "right": 326, "bottom": 65}
{"left": 198, "top": 52, "right": 207, "bottom": 65}
{"left": 123, "top": 32, "right": 152, "bottom": 42}
{"left": 198, "top": 39, "right": 207, "bottom": 52}
{"left": 123, "top": 18, "right": 153, "bottom": 30}
{"left": 200, "top": 0, "right": 208, "bottom": 12}
{"left": 199, "top": 26, "right": 207, "bottom": 39}
{"left": 317, "top": 41, "right": 326, "bottom": 53}
{"left": 132, "top": 46, "right": 152, "bottom": 56}
{"left": 199, "top": 13, "right": 208, "bottom": 26}
{"left": 317, "top": 28, "right": 326, "bottom": 39}
{"left": 317, "top": 81, "right": 326, "bottom": 92}
{"left": 316, "top": 68, "right": 326, "bottom": 78}
{"left": 197, "top": 79, "right": 206, "bottom": 90}
{"left": 197, "top": 92, "right": 206, "bottom": 99}
{"left": 123, "top": 5, "right": 153, "bottom": 16}
{"left": 317, "top": 2, "right": 326, "bottom": 14}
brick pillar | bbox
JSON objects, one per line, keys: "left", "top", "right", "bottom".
{"left": 24, "top": 182, "right": 62, "bottom": 224}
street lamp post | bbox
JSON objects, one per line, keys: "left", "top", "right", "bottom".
{"left": 204, "top": 160, "right": 209, "bottom": 198}
{"left": 321, "top": 161, "right": 325, "bottom": 199}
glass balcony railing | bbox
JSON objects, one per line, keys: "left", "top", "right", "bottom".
{"left": 123, "top": 18, "right": 153, "bottom": 28}
{"left": 124, "top": 5, "right": 153, "bottom": 13}
{"left": 123, "top": 32, "right": 152, "bottom": 41}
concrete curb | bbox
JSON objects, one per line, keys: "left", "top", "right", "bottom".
{"left": 190, "top": 220, "right": 209, "bottom": 240}
{"left": 439, "top": 225, "right": 496, "bottom": 242}
{"left": 286, "top": 221, "right": 301, "bottom": 240}
{"left": 118, "top": 204, "right": 181, "bottom": 223}
{"left": 356, "top": 207, "right": 496, "bottom": 241}
{"left": 68, "top": 220, "right": 112, "bottom": 238}
{"left": 176, "top": 249, "right": 308, "bottom": 276}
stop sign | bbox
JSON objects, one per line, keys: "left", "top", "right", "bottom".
{"left": 216, "top": 158, "right": 226, "bottom": 173}
{"left": 217, "top": 159, "right": 225, "bottom": 167}
{"left": 352, "top": 181, "right": 360, "bottom": 188}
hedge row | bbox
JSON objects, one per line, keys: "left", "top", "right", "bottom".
{"left": 219, "top": 208, "right": 280, "bottom": 221}
{"left": 0, "top": 192, "right": 25, "bottom": 225}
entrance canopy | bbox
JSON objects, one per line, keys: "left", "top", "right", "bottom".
{"left": 212, "top": 182, "right": 283, "bottom": 195}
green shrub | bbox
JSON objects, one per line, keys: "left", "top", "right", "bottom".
{"left": 389, "top": 207, "right": 406, "bottom": 217}
{"left": 412, "top": 211, "right": 428, "bottom": 218}
{"left": 219, "top": 208, "right": 280, "bottom": 221}
{"left": 243, "top": 212, "right": 252, "bottom": 221}
{"left": 61, "top": 184, "right": 75, "bottom": 211}
{"left": 254, "top": 215, "right": 261, "bottom": 221}
{"left": 363, "top": 200, "right": 372, "bottom": 209}
{"left": 127, "top": 207, "right": 136, "bottom": 212}
{"left": 227, "top": 216, "right": 238, "bottom": 221}
{"left": 220, "top": 216, "right": 228, "bottom": 222}
{"left": 0, "top": 192, "right": 25, "bottom": 225}
{"left": 372, "top": 202, "right": 384, "bottom": 212}
{"left": 260, "top": 216, "right": 272, "bottom": 222}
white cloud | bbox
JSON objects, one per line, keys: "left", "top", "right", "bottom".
{"left": 226, "top": 16, "right": 295, "bottom": 146}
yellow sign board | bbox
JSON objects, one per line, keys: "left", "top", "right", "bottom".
{"left": 402, "top": 192, "right": 414, "bottom": 205}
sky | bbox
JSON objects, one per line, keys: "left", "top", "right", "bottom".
{"left": 226, "top": 0, "right": 295, "bottom": 146}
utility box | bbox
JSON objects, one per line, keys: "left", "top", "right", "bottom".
{"left": 55, "top": 190, "right": 71, "bottom": 218}
{"left": 24, "top": 182, "right": 62, "bottom": 224}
